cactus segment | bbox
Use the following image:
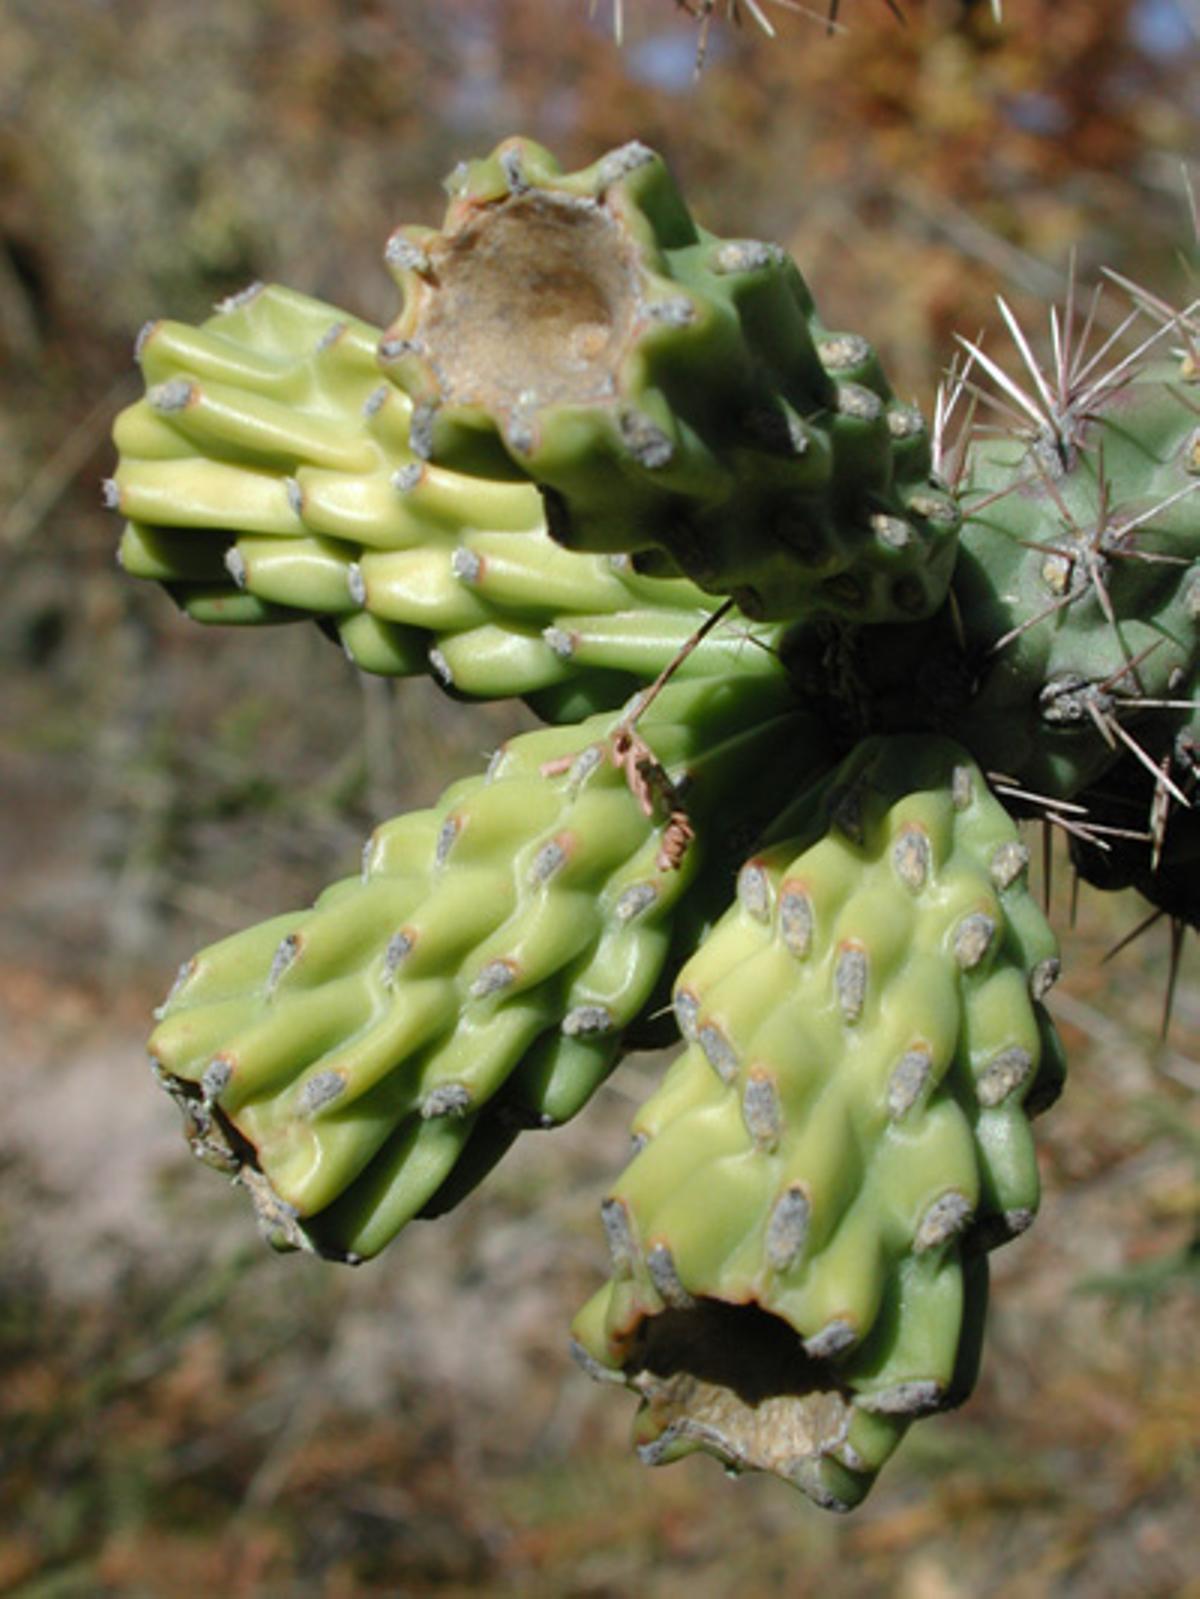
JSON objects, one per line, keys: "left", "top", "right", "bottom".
{"left": 112, "top": 282, "right": 782, "bottom": 713}
{"left": 150, "top": 674, "right": 833, "bottom": 1259}
{"left": 571, "top": 736, "right": 1061, "bottom": 1507}
{"left": 946, "top": 353, "right": 1200, "bottom": 800}
{"left": 779, "top": 312, "right": 1198, "bottom": 843}
{"left": 378, "top": 137, "right": 960, "bottom": 625}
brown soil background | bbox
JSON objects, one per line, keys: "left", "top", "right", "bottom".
{"left": 2, "top": 3, "right": 1198, "bottom": 1594}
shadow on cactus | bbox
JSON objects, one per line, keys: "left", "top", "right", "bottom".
{"left": 108, "top": 136, "right": 1198, "bottom": 1510}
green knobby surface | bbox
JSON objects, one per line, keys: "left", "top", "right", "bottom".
{"left": 784, "top": 352, "right": 1200, "bottom": 841}
{"left": 949, "top": 356, "right": 1200, "bottom": 798}
{"left": 571, "top": 735, "right": 1059, "bottom": 1509}
{"left": 111, "top": 281, "right": 778, "bottom": 712}
{"left": 380, "top": 137, "right": 961, "bottom": 625}
{"left": 150, "top": 673, "right": 832, "bottom": 1261}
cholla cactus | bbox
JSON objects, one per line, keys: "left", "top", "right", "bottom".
{"left": 109, "top": 137, "right": 1197, "bottom": 1509}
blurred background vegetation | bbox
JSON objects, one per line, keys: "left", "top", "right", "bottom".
{"left": 1, "top": 1, "right": 1198, "bottom": 1593}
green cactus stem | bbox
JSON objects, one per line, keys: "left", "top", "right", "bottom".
{"left": 945, "top": 339, "right": 1200, "bottom": 803}
{"left": 379, "top": 136, "right": 961, "bottom": 625}
{"left": 572, "top": 735, "right": 1060, "bottom": 1508}
{"left": 785, "top": 314, "right": 1200, "bottom": 822}
{"left": 150, "top": 673, "right": 831, "bottom": 1260}
{"left": 110, "top": 281, "right": 781, "bottom": 711}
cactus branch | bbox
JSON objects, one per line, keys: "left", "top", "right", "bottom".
{"left": 108, "top": 133, "right": 1197, "bottom": 1514}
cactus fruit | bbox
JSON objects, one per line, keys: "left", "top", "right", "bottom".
{"left": 110, "top": 135, "right": 1200, "bottom": 1510}
{"left": 570, "top": 735, "right": 1060, "bottom": 1509}
{"left": 149, "top": 674, "right": 830, "bottom": 1260}
{"left": 111, "top": 282, "right": 780, "bottom": 709}
{"left": 378, "top": 137, "right": 961, "bottom": 625}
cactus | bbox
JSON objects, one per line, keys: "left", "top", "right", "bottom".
{"left": 570, "top": 735, "right": 1060, "bottom": 1509}
{"left": 787, "top": 317, "right": 1200, "bottom": 818}
{"left": 379, "top": 137, "right": 961, "bottom": 625}
{"left": 109, "top": 136, "right": 1197, "bottom": 1509}
{"left": 111, "top": 281, "right": 781, "bottom": 711}
{"left": 943, "top": 338, "right": 1200, "bottom": 804}
{"left": 149, "top": 673, "right": 830, "bottom": 1261}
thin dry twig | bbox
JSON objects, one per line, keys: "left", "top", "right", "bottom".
{"left": 594, "top": 0, "right": 961, "bottom": 72}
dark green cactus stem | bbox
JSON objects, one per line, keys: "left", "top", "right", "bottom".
{"left": 379, "top": 137, "right": 961, "bottom": 625}
{"left": 150, "top": 674, "right": 832, "bottom": 1261}
{"left": 786, "top": 338, "right": 1200, "bottom": 821}
{"left": 947, "top": 348, "right": 1200, "bottom": 801}
{"left": 572, "top": 736, "right": 1060, "bottom": 1509}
